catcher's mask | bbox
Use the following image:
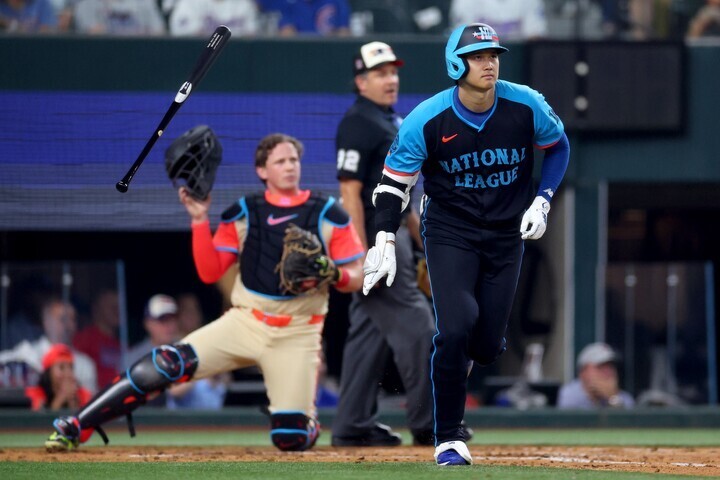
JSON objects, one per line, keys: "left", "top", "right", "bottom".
{"left": 445, "top": 23, "right": 508, "bottom": 81}
{"left": 165, "top": 125, "right": 222, "bottom": 200}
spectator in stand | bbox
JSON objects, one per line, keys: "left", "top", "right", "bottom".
{"left": 47, "top": 0, "right": 76, "bottom": 31}
{"left": 263, "top": 0, "right": 350, "bottom": 36}
{"left": 73, "top": 0, "right": 165, "bottom": 35}
{"left": 0, "top": 298, "right": 98, "bottom": 393}
{"left": 3, "top": 275, "right": 54, "bottom": 350}
{"left": 168, "top": 0, "right": 259, "bottom": 37}
{"left": 73, "top": 289, "right": 121, "bottom": 387}
{"left": 0, "top": 0, "right": 57, "bottom": 33}
{"left": 557, "top": 342, "right": 635, "bottom": 409}
{"left": 126, "top": 294, "right": 180, "bottom": 366}
{"left": 687, "top": 0, "right": 720, "bottom": 38}
{"left": 449, "top": 0, "right": 547, "bottom": 40}
{"left": 25, "top": 344, "right": 92, "bottom": 411}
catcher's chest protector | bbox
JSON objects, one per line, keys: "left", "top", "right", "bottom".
{"left": 240, "top": 193, "right": 327, "bottom": 296}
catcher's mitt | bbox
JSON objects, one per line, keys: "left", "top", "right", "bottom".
{"left": 276, "top": 224, "right": 339, "bottom": 295}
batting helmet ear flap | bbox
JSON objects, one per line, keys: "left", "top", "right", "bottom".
{"left": 445, "top": 26, "right": 468, "bottom": 81}
{"left": 165, "top": 125, "right": 222, "bottom": 200}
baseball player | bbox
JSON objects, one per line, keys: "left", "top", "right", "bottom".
{"left": 363, "top": 23, "right": 570, "bottom": 465}
{"left": 45, "top": 132, "right": 365, "bottom": 452}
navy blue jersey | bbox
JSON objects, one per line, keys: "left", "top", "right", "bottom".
{"left": 385, "top": 81, "right": 563, "bottom": 225}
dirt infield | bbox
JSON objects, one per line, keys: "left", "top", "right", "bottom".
{"left": 2, "top": 445, "right": 719, "bottom": 476}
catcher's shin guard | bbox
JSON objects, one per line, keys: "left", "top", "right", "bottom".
{"left": 75, "top": 343, "right": 198, "bottom": 443}
{"left": 270, "top": 412, "right": 320, "bottom": 451}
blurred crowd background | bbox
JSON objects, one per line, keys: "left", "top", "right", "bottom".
{"left": 1, "top": 0, "right": 719, "bottom": 40}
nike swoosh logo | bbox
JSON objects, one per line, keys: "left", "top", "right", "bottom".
{"left": 441, "top": 133, "right": 458, "bottom": 143}
{"left": 267, "top": 213, "right": 298, "bottom": 226}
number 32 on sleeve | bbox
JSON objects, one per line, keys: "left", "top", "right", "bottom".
{"left": 337, "top": 149, "right": 360, "bottom": 173}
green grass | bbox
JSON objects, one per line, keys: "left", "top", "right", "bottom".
{"left": 0, "top": 462, "right": 715, "bottom": 480}
{"left": 2, "top": 429, "right": 719, "bottom": 479}
{"left": 2, "top": 428, "right": 720, "bottom": 448}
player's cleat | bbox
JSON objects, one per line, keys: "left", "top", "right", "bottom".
{"left": 45, "top": 416, "right": 80, "bottom": 452}
{"left": 331, "top": 422, "right": 402, "bottom": 447}
{"left": 434, "top": 440, "right": 473, "bottom": 466}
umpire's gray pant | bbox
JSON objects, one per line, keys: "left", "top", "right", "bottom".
{"left": 332, "top": 226, "right": 435, "bottom": 436}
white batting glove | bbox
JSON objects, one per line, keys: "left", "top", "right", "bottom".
{"left": 362, "top": 231, "right": 396, "bottom": 295}
{"left": 520, "top": 196, "right": 551, "bottom": 240}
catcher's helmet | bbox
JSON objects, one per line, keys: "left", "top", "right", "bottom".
{"left": 165, "top": 125, "right": 222, "bottom": 200}
{"left": 445, "top": 23, "right": 509, "bottom": 81}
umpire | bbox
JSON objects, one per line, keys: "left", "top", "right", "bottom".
{"left": 332, "top": 41, "right": 435, "bottom": 446}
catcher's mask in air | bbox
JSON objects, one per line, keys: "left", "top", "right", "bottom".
{"left": 165, "top": 125, "right": 222, "bottom": 200}
{"left": 445, "top": 23, "right": 508, "bottom": 81}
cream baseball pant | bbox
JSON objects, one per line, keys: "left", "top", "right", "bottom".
{"left": 182, "top": 306, "right": 323, "bottom": 417}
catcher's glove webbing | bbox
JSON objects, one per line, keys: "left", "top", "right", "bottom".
{"left": 165, "top": 125, "right": 222, "bottom": 200}
{"left": 276, "top": 224, "right": 339, "bottom": 295}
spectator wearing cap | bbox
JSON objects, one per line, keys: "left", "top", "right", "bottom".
{"left": 331, "top": 41, "right": 441, "bottom": 447}
{"left": 126, "top": 294, "right": 180, "bottom": 367}
{"left": 557, "top": 342, "right": 635, "bottom": 409}
{"left": 25, "top": 344, "right": 92, "bottom": 411}
{"left": 0, "top": 298, "right": 98, "bottom": 393}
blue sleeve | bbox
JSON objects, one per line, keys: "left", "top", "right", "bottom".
{"left": 384, "top": 89, "right": 452, "bottom": 174}
{"left": 496, "top": 82, "right": 564, "bottom": 147}
{"left": 532, "top": 92, "right": 564, "bottom": 147}
{"left": 537, "top": 132, "right": 569, "bottom": 202}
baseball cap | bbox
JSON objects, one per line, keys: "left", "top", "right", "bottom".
{"left": 353, "top": 41, "right": 404, "bottom": 76}
{"left": 145, "top": 294, "right": 178, "bottom": 320}
{"left": 42, "top": 344, "right": 74, "bottom": 370}
{"left": 576, "top": 342, "right": 618, "bottom": 368}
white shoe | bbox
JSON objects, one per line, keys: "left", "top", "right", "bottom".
{"left": 434, "top": 440, "right": 472, "bottom": 466}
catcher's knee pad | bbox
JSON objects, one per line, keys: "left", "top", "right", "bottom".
{"left": 129, "top": 343, "right": 199, "bottom": 392}
{"left": 75, "top": 343, "right": 199, "bottom": 438}
{"left": 270, "top": 412, "right": 320, "bottom": 451}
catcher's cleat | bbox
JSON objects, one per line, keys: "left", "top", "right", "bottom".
{"left": 45, "top": 431, "right": 79, "bottom": 452}
{"left": 45, "top": 416, "right": 80, "bottom": 452}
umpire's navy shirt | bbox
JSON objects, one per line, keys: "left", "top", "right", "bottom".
{"left": 385, "top": 81, "right": 564, "bottom": 226}
{"left": 336, "top": 95, "right": 402, "bottom": 243}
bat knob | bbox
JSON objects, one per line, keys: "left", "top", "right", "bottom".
{"left": 116, "top": 181, "right": 129, "bottom": 193}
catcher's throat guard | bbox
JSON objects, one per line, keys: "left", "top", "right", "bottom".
{"left": 165, "top": 125, "right": 222, "bottom": 200}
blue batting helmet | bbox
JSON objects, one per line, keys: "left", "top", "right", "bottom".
{"left": 445, "top": 23, "right": 509, "bottom": 81}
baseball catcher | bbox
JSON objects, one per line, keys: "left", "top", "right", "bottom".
{"left": 165, "top": 125, "right": 222, "bottom": 200}
{"left": 45, "top": 133, "right": 364, "bottom": 454}
{"left": 276, "top": 224, "right": 340, "bottom": 295}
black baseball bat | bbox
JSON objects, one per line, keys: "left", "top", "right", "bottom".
{"left": 116, "top": 25, "right": 231, "bottom": 193}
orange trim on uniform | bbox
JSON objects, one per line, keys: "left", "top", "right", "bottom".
{"left": 252, "top": 309, "right": 293, "bottom": 327}
{"left": 329, "top": 223, "right": 365, "bottom": 261}
{"left": 265, "top": 189, "right": 311, "bottom": 207}
{"left": 383, "top": 165, "right": 419, "bottom": 177}
{"left": 251, "top": 308, "right": 324, "bottom": 327}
